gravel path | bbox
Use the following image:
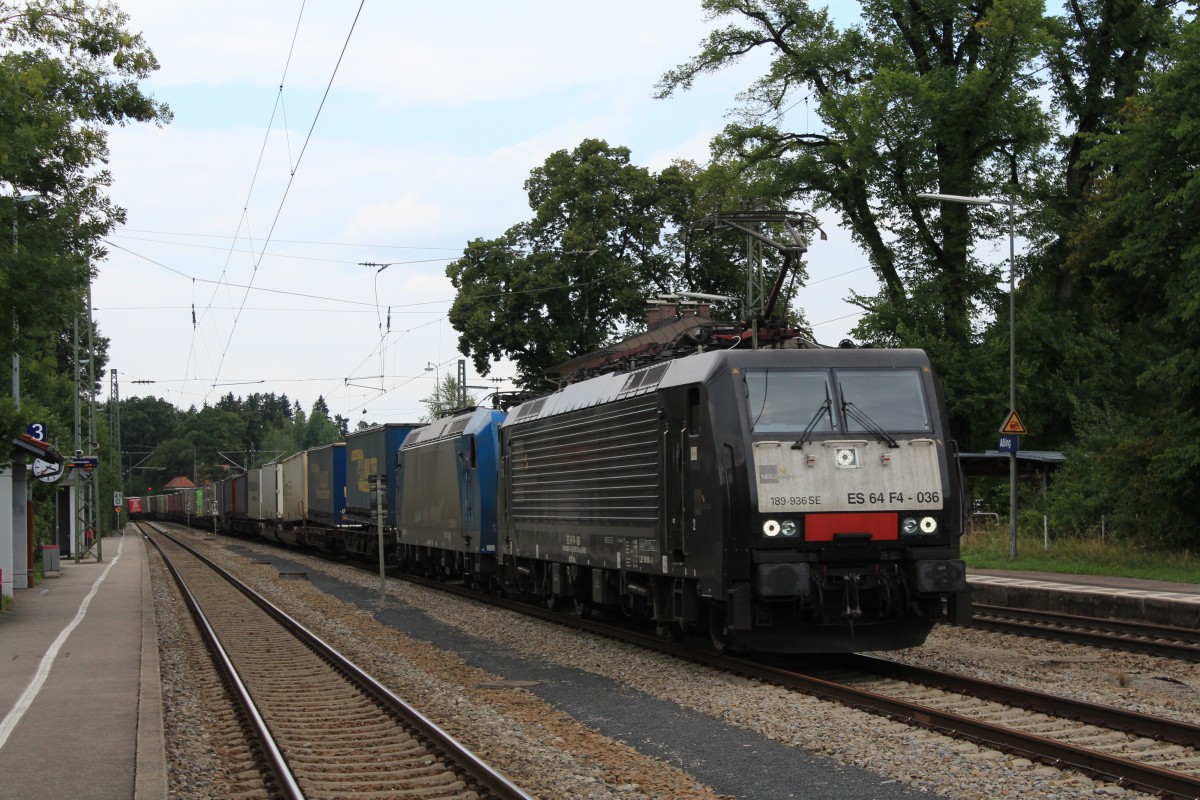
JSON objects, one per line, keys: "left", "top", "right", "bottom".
{"left": 155, "top": 529, "right": 1198, "bottom": 799}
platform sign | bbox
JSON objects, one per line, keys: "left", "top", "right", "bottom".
{"left": 998, "top": 435, "right": 1019, "bottom": 454}
{"left": 999, "top": 410, "right": 1028, "bottom": 435}
{"left": 70, "top": 455, "right": 99, "bottom": 472}
{"left": 25, "top": 422, "right": 47, "bottom": 441}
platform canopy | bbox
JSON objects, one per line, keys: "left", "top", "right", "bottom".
{"left": 958, "top": 450, "right": 1064, "bottom": 479}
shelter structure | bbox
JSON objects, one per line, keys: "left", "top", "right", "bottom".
{"left": 2, "top": 434, "right": 64, "bottom": 598}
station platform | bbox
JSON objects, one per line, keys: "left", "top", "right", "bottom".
{"left": 0, "top": 528, "right": 165, "bottom": 799}
{"left": 968, "top": 568, "right": 1200, "bottom": 628}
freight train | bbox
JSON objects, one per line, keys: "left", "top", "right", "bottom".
{"left": 133, "top": 345, "right": 970, "bottom": 653}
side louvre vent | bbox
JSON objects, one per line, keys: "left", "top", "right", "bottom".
{"left": 508, "top": 396, "right": 660, "bottom": 527}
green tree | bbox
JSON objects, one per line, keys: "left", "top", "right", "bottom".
{"left": 302, "top": 396, "right": 341, "bottom": 449}
{"left": 420, "top": 373, "right": 479, "bottom": 422}
{"left": 183, "top": 406, "right": 246, "bottom": 480}
{"left": 118, "top": 395, "right": 179, "bottom": 453}
{"left": 657, "top": 0, "right": 1049, "bottom": 443}
{"left": 1046, "top": 14, "right": 1200, "bottom": 546}
{"left": 1001, "top": 0, "right": 1180, "bottom": 451}
{"left": 0, "top": 0, "right": 170, "bottom": 464}
{"left": 447, "top": 139, "right": 676, "bottom": 387}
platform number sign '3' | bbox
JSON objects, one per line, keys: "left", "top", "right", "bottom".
{"left": 26, "top": 422, "right": 47, "bottom": 441}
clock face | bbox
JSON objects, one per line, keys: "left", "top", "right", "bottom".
{"left": 33, "top": 458, "right": 64, "bottom": 482}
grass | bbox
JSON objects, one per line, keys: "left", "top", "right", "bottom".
{"left": 962, "top": 522, "right": 1200, "bottom": 584}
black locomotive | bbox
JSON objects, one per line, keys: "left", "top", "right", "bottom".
{"left": 492, "top": 345, "right": 969, "bottom": 652}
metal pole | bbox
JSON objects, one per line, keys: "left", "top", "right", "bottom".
{"left": 88, "top": 274, "right": 101, "bottom": 563}
{"left": 376, "top": 474, "right": 386, "bottom": 604}
{"left": 9, "top": 192, "right": 40, "bottom": 408}
{"left": 11, "top": 213, "right": 17, "bottom": 409}
{"left": 916, "top": 192, "right": 1020, "bottom": 560}
{"left": 73, "top": 309, "right": 81, "bottom": 564}
{"left": 1007, "top": 201, "right": 1017, "bottom": 561}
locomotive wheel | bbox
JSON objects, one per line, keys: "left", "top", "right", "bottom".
{"left": 656, "top": 622, "right": 684, "bottom": 643}
{"left": 708, "top": 608, "right": 734, "bottom": 653}
{"left": 545, "top": 595, "right": 561, "bottom": 612}
{"left": 572, "top": 599, "right": 593, "bottom": 619}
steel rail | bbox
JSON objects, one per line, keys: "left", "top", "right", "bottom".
{"left": 971, "top": 603, "right": 1200, "bottom": 662}
{"left": 838, "top": 653, "right": 1200, "bottom": 747}
{"left": 142, "top": 525, "right": 305, "bottom": 800}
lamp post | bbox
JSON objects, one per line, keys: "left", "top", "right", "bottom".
{"left": 916, "top": 192, "right": 1019, "bottom": 560}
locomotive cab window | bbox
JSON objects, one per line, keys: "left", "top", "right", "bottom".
{"left": 835, "top": 369, "right": 931, "bottom": 433}
{"left": 745, "top": 370, "right": 835, "bottom": 433}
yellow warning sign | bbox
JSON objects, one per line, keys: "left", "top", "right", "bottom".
{"left": 1000, "top": 410, "right": 1028, "bottom": 435}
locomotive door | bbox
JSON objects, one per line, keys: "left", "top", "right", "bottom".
{"left": 665, "top": 388, "right": 700, "bottom": 566}
{"left": 459, "top": 435, "right": 475, "bottom": 551}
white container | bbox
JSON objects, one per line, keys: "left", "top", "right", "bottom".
{"left": 280, "top": 451, "right": 309, "bottom": 523}
{"left": 260, "top": 461, "right": 282, "bottom": 522}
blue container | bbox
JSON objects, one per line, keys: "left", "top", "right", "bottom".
{"left": 343, "top": 423, "right": 421, "bottom": 528}
{"left": 307, "top": 443, "right": 347, "bottom": 527}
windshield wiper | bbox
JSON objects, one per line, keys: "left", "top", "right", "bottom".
{"left": 842, "top": 401, "right": 900, "bottom": 448}
{"left": 792, "top": 395, "right": 832, "bottom": 449}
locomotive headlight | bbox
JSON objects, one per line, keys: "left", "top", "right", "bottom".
{"left": 920, "top": 516, "right": 938, "bottom": 534}
{"left": 781, "top": 520, "right": 798, "bottom": 537}
{"left": 763, "top": 519, "right": 781, "bottom": 537}
{"left": 902, "top": 516, "right": 919, "bottom": 535}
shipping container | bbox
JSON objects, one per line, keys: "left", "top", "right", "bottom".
{"left": 233, "top": 473, "right": 249, "bottom": 517}
{"left": 307, "top": 443, "right": 347, "bottom": 526}
{"left": 343, "top": 423, "right": 421, "bottom": 528}
{"left": 260, "top": 461, "right": 282, "bottom": 522}
{"left": 247, "top": 468, "right": 263, "bottom": 520}
{"left": 280, "top": 451, "right": 308, "bottom": 523}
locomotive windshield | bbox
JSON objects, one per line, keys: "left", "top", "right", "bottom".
{"left": 745, "top": 368, "right": 931, "bottom": 434}
{"left": 837, "top": 369, "right": 931, "bottom": 433}
{"left": 746, "top": 370, "right": 835, "bottom": 433}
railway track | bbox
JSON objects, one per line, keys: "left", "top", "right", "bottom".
{"left": 142, "top": 523, "right": 534, "bottom": 800}
{"left": 159, "top": 525, "right": 1200, "bottom": 798}
{"left": 970, "top": 603, "right": 1200, "bottom": 662}
{"left": 378, "top": 564, "right": 1200, "bottom": 798}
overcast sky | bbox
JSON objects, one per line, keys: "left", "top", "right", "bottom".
{"left": 96, "top": 1, "right": 877, "bottom": 424}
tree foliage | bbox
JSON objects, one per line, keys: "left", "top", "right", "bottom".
{"left": 420, "top": 373, "right": 479, "bottom": 422}
{"left": 656, "top": 0, "right": 1051, "bottom": 443}
{"left": 1044, "top": 13, "right": 1200, "bottom": 545}
{"left": 0, "top": 0, "right": 170, "bottom": 465}
{"left": 447, "top": 139, "right": 676, "bottom": 387}
{"left": 446, "top": 138, "right": 822, "bottom": 387}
